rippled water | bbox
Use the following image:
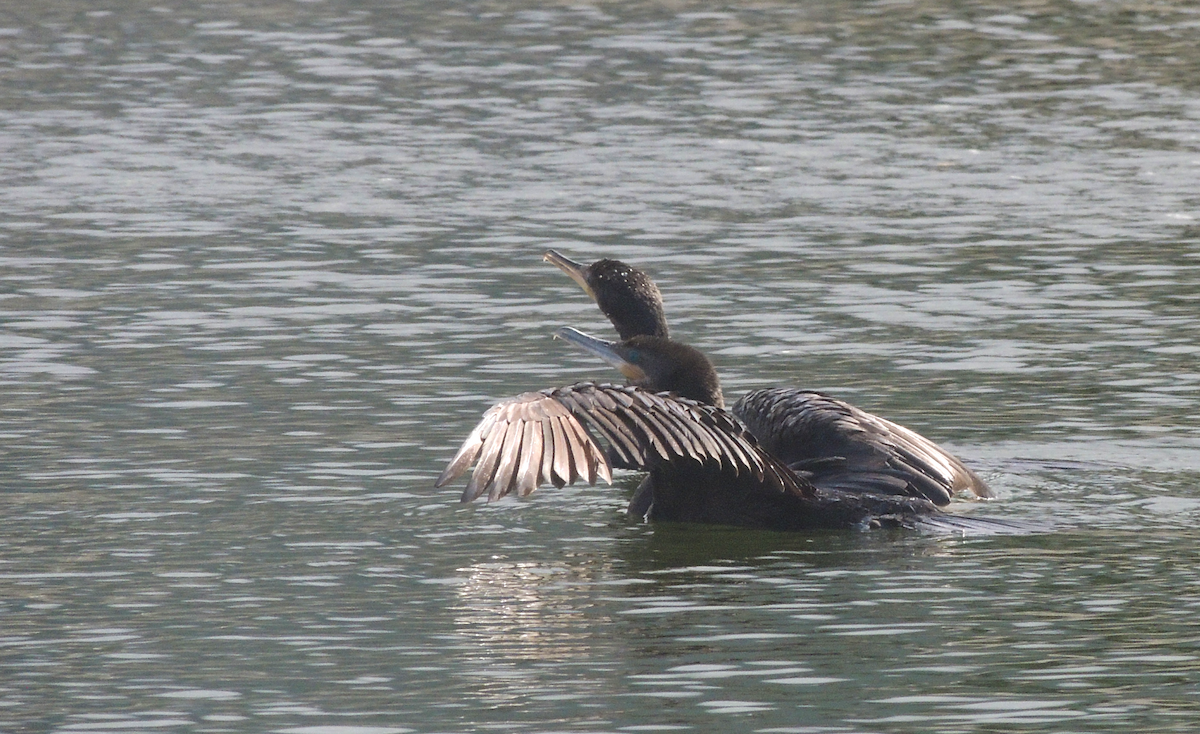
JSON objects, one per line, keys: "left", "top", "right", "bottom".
{"left": 2, "top": 0, "right": 1199, "bottom": 731}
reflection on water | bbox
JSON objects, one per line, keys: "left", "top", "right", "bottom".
{"left": 2, "top": 0, "right": 1200, "bottom": 731}
{"left": 454, "top": 561, "right": 592, "bottom": 655}
{"left": 450, "top": 559, "right": 613, "bottom": 710}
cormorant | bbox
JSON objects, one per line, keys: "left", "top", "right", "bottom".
{"left": 543, "top": 250, "right": 991, "bottom": 507}
{"left": 435, "top": 255, "right": 996, "bottom": 532}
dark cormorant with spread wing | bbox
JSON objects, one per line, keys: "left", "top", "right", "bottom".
{"left": 438, "top": 329, "right": 971, "bottom": 530}
{"left": 436, "top": 254, "right": 995, "bottom": 532}
{"left": 542, "top": 250, "right": 991, "bottom": 507}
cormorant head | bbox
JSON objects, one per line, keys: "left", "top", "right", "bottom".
{"left": 544, "top": 250, "right": 669, "bottom": 341}
{"left": 555, "top": 327, "right": 724, "bottom": 408}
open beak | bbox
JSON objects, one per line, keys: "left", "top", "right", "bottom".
{"left": 543, "top": 250, "right": 596, "bottom": 301}
{"left": 554, "top": 327, "right": 647, "bottom": 382}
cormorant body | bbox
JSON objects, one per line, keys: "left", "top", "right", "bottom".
{"left": 436, "top": 251, "right": 998, "bottom": 531}
{"left": 436, "top": 343, "right": 955, "bottom": 531}
{"left": 542, "top": 250, "right": 990, "bottom": 508}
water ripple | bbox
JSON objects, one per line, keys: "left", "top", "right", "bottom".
{"left": 3, "top": 0, "right": 1200, "bottom": 731}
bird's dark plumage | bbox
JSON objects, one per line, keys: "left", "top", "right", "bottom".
{"left": 542, "top": 250, "right": 992, "bottom": 508}
{"left": 734, "top": 388, "right": 987, "bottom": 505}
{"left": 437, "top": 378, "right": 961, "bottom": 531}
{"left": 437, "top": 381, "right": 808, "bottom": 503}
{"left": 434, "top": 252, "right": 996, "bottom": 533}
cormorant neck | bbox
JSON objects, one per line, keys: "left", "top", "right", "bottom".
{"left": 554, "top": 327, "right": 723, "bottom": 408}
{"left": 623, "top": 336, "right": 724, "bottom": 409}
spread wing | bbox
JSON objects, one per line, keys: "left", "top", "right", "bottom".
{"left": 437, "top": 382, "right": 811, "bottom": 503}
{"left": 732, "top": 388, "right": 989, "bottom": 506}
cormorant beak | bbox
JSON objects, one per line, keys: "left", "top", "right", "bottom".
{"left": 554, "top": 327, "right": 648, "bottom": 382}
{"left": 543, "top": 250, "right": 596, "bottom": 301}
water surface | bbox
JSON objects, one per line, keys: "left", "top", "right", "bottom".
{"left": 2, "top": 1, "right": 1199, "bottom": 731}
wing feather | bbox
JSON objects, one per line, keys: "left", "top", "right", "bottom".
{"left": 579, "top": 403, "right": 643, "bottom": 465}
{"left": 462, "top": 414, "right": 509, "bottom": 502}
{"left": 488, "top": 414, "right": 528, "bottom": 501}
{"left": 701, "top": 409, "right": 761, "bottom": 479}
{"left": 621, "top": 406, "right": 670, "bottom": 458}
{"left": 549, "top": 415, "right": 572, "bottom": 488}
{"left": 539, "top": 420, "right": 556, "bottom": 492}
{"left": 631, "top": 397, "right": 686, "bottom": 460}
{"left": 675, "top": 402, "right": 728, "bottom": 467}
{"left": 435, "top": 412, "right": 497, "bottom": 488}
{"left": 732, "top": 388, "right": 989, "bottom": 505}
{"left": 658, "top": 399, "right": 711, "bottom": 462}
{"left": 516, "top": 420, "right": 543, "bottom": 497}
{"left": 439, "top": 382, "right": 811, "bottom": 502}
{"left": 561, "top": 412, "right": 594, "bottom": 484}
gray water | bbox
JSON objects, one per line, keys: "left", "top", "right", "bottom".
{"left": 2, "top": 1, "right": 1199, "bottom": 731}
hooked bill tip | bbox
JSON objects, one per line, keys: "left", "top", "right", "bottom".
{"left": 543, "top": 249, "right": 581, "bottom": 267}
{"left": 543, "top": 250, "right": 596, "bottom": 299}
